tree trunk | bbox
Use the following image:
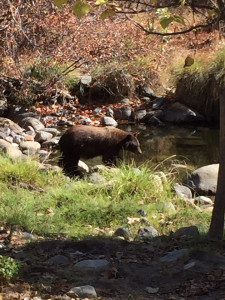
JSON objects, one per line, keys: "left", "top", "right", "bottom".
{"left": 208, "top": 90, "right": 225, "bottom": 240}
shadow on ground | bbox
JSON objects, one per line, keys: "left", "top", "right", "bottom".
{"left": 1, "top": 236, "right": 225, "bottom": 299}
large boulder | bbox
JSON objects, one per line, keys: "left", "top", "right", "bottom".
{"left": 0, "top": 139, "right": 24, "bottom": 160}
{"left": 0, "top": 117, "right": 24, "bottom": 134}
{"left": 20, "top": 117, "right": 45, "bottom": 131}
{"left": 184, "top": 164, "right": 219, "bottom": 195}
{"left": 161, "top": 102, "right": 205, "bottom": 123}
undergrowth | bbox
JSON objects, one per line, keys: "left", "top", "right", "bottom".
{"left": 171, "top": 47, "right": 225, "bottom": 122}
{"left": 0, "top": 155, "right": 211, "bottom": 239}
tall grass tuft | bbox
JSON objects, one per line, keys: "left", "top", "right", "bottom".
{"left": 0, "top": 155, "right": 211, "bottom": 238}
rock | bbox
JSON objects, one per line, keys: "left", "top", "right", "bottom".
{"left": 42, "top": 137, "right": 60, "bottom": 148}
{"left": 0, "top": 117, "right": 24, "bottom": 134}
{"left": 0, "top": 139, "right": 24, "bottom": 160}
{"left": 57, "top": 119, "right": 69, "bottom": 126}
{"left": 22, "top": 232, "right": 35, "bottom": 240}
{"left": 13, "top": 135, "right": 24, "bottom": 144}
{"left": 20, "top": 141, "right": 41, "bottom": 154}
{"left": 152, "top": 97, "right": 166, "bottom": 110}
{"left": 38, "top": 150, "right": 50, "bottom": 162}
{"left": 68, "top": 285, "right": 97, "bottom": 299}
{"left": 20, "top": 117, "right": 45, "bottom": 131}
{"left": 90, "top": 164, "right": 109, "bottom": 173}
{"left": 48, "top": 255, "right": 70, "bottom": 265}
{"left": 161, "top": 102, "right": 205, "bottom": 123}
{"left": 114, "top": 227, "right": 131, "bottom": 240}
{"left": 139, "top": 85, "right": 157, "bottom": 99}
{"left": 172, "top": 226, "right": 200, "bottom": 239}
{"left": 161, "top": 202, "right": 176, "bottom": 214}
{"left": 74, "top": 259, "right": 109, "bottom": 269}
{"left": 114, "top": 105, "right": 132, "bottom": 120}
{"left": 88, "top": 172, "right": 105, "bottom": 184}
{"left": 195, "top": 196, "right": 213, "bottom": 206}
{"left": 93, "top": 107, "right": 102, "bottom": 116}
{"left": 41, "top": 128, "right": 60, "bottom": 137}
{"left": 174, "top": 183, "right": 192, "bottom": 199}
{"left": 5, "top": 136, "right": 13, "bottom": 143}
{"left": 138, "top": 226, "right": 160, "bottom": 240}
{"left": 106, "top": 106, "right": 114, "bottom": 117}
{"left": 159, "top": 248, "right": 189, "bottom": 264}
{"left": 78, "top": 160, "right": 89, "bottom": 173}
{"left": 78, "top": 116, "right": 92, "bottom": 125}
{"left": 145, "top": 287, "right": 159, "bottom": 294}
{"left": 147, "top": 116, "right": 164, "bottom": 127}
{"left": 184, "top": 164, "right": 219, "bottom": 195}
{"left": 80, "top": 75, "right": 92, "bottom": 86}
{"left": 134, "top": 109, "right": 146, "bottom": 122}
{"left": 121, "top": 98, "right": 131, "bottom": 104}
{"left": 101, "top": 116, "right": 118, "bottom": 127}
{"left": 137, "top": 209, "right": 147, "bottom": 217}
{"left": 24, "top": 134, "right": 35, "bottom": 141}
{"left": 35, "top": 131, "right": 53, "bottom": 143}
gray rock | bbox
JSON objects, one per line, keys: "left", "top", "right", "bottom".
{"left": 160, "top": 248, "right": 189, "bottom": 264}
{"left": 80, "top": 75, "right": 92, "bottom": 86}
{"left": 114, "top": 227, "right": 131, "bottom": 240}
{"left": 38, "top": 150, "right": 50, "bottom": 162}
{"left": 78, "top": 160, "right": 89, "bottom": 173}
{"left": 195, "top": 196, "right": 213, "bottom": 206}
{"left": 114, "top": 105, "right": 132, "bottom": 120}
{"left": 148, "top": 116, "right": 164, "bottom": 127}
{"left": 134, "top": 109, "right": 146, "bottom": 122}
{"left": 106, "top": 106, "right": 114, "bottom": 117}
{"left": 21, "top": 117, "right": 45, "bottom": 131}
{"left": 161, "top": 102, "right": 205, "bottom": 123}
{"left": 69, "top": 285, "right": 97, "bottom": 299}
{"left": 101, "top": 116, "right": 118, "bottom": 127}
{"left": 41, "top": 128, "right": 60, "bottom": 137}
{"left": 0, "top": 117, "right": 24, "bottom": 134}
{"left": 48, "top": 255, "right": 70, "bottom": 265}
{"left": 35, "top": 131, "right": 53, "bottom": 143}
{"left": 174, "top": 183, "right": 192, "bottom": 199}
{"left": 42, "top": 137, "right": 60, "bottom": 148}
{"left": 121, "top": 98, "right": 131, "bottom": 104}
{"left": 0, "top": 139, "right": 24, "bottom": 160}
{"left": 88, "top": 172, "right": 105, "bottom": 184}
{"left": 152, "top": 97, "right": 166, "bottom": 110}
{"left": 13, "top": 135, "right": 24, "bottom": 144}
{"left": 138, "top": 226, "right": 160, "bottom": 240}
{"left": 78, "top": 116, "right": 92, "bottom": 125}
{"left": 139, "top": 85, "right": 156, "bottom": 99}
{"left": 20, "top": 141, "right": 41, "bottom": 153}
{"left": 74, "top": 259, "right": 109, "bottom": 269}
{"left": 161, "top": 202, "right": 176, "bottom": 214}
{"left": 184, "top": 164, "right": 219, "bottom": 195}
{"left": 173, "top": 226, "right": 200, "bottom": 239}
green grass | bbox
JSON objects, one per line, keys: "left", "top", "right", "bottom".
{"left": 0, "top": 155, "right": 211, "bottom": 238}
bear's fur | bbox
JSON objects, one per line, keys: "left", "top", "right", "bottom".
{"left": 59, "top": 125, "right": 142, "bottom": 176}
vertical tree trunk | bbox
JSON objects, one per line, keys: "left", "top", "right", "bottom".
{"left": 208, "top": 90, "right": 225, "bottom": 240}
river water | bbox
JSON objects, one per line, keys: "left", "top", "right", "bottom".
{"left": 119, "top": 124, "right": 219, "bottom": 169}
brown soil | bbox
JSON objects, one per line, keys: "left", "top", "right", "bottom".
{"left": 1, "top": 236, "right": 225, "bottom": 299}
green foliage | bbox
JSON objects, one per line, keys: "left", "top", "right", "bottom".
{"left": 0, "top": 255, "right": 20, "bottom": 281}
{"left": 73, "top": 1, "right": 91, "bottom": 19}
{"left": 53, "top": 0, "right": 68, "bottom": 7}
{"left": 0, "top": 155, "right": 211, "bottom": 238}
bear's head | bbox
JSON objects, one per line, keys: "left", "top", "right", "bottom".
{"left": 123, "top": 134, "right": 142, "bottom": 154}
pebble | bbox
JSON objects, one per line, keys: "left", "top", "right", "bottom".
{"left": 68, "top": 285, "right": 97, "bottom": 299}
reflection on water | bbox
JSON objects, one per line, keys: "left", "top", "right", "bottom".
{"left": 120, "top": 124, "right": 219, "bottom": 168}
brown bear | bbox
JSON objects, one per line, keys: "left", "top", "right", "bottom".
{"left": 59, "top": 125, "right": 142, "bottom": 177}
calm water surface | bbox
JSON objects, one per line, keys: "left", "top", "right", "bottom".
{"left": 119, "top": 124, "right": 219, "bottom": 168}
